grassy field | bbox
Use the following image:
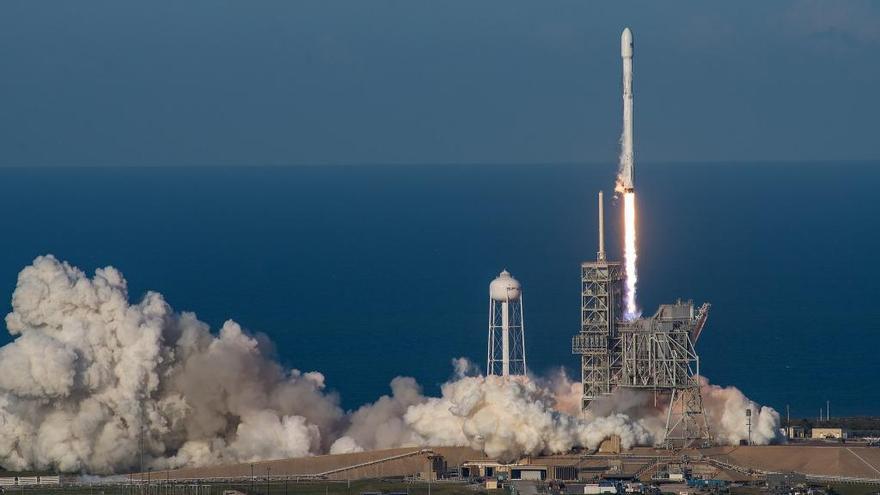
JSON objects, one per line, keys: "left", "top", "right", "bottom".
{"left": 730, "top": 482, "right": 880, "bottom": 495}
{"left": 824, "top": 482, "right": 880, "bottom": 495}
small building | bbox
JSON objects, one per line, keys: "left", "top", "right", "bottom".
{"left": 811, "top": 427, "right": 849, "bottom": 439}
{"left": 623, "top": 482, "right": 645, "bottom": 493}
{"left": 584, "top": 481, "right": 618, "bottom": 494}
{"left": 785, "top": 425, "right": 807, "bottom": 439}
{"left": 38, "top": 476, "right": 61, "bottom": 485}
{"left": 461, "top": 460, "right": 503, "bottom": 479}
{"left": 510, "top": 466, "right": 548, "bottom": 481}
{"left": 550, "top": 465, "right": 580, "bottom": 481}
{"left": 462, "top": 460, "right": 550, "bottom": 481}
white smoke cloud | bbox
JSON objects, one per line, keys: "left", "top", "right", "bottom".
{"left": 700, "top": 377, "right": 781, "bottom": 446}
{"left": 404, "top": 374, "right": 655, "bottom": 460}
{"left": 0, "top": 256, "right": 779, "bottom": 474}
{"left": 330, "top": 377, "right": 425, "bottom": 454}
{"left": 333, "top": 362, "right": 654, "bottom": 462}
{"left": 0, "top": 255, "right": 344, "bottom": 473}
{"left": 545, "top": 371, "right": 781, "bottom": 447}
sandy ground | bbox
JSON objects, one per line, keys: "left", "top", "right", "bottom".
{"left": 131, "top": 444, "right": 880, "bottom": 482}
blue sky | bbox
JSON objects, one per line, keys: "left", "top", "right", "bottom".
{"left": 1, "top": 1, "right": 878, "bottom": 166}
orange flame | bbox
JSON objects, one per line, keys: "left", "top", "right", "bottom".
{"left": 623, "top": 191, "right": 638, "bottom": 318}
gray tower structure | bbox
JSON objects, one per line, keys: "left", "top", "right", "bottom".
{"left": 572, "top": 191, "right": 713, "bottom": 448}
{"left": 572, "top": 191, "right": 623, "bottom": 409}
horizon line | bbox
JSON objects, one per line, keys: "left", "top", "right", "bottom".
{"left": 0, "top": 159, "right": 877, "bottom": 168}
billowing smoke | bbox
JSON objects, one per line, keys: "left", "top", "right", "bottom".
{"left": 0, "top": 255, "right": 344, "bottom": 473}
{"left": 699, "top": 377, "right": 781, "bottom": 446}
{"left": 546, "top": 370, "right": 781, "bottom": 446}
{"left": 334, "top": 369, "right": 652, "bottom": 461}
{"left": 329, "top": 377, "right": 426, "bottom": 454}
{"left": 0, "top": 256, "right": 779, "bottom": 474}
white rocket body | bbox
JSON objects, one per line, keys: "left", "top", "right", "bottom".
{"left": 620, "top": 27, "right": 634, "bottom": 193}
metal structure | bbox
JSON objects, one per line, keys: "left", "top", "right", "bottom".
{"left": 572, "top": 192, "right": 713, "bottom": 448}
{"left": 487, "top": 270, "right": 527, "bottom": 377}
{"left": 571, "top": 191, "right": 624, "bottom": 407}
{"left": 618, "top": 301, "right": 712, "bottom": 448}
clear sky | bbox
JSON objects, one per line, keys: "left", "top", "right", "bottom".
{"left": 1, "top": 0, "right": 878, "bottom": 166}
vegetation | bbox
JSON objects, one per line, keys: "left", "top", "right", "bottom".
{"left": 824, "top": 482, "right": 880, "bottom": 495}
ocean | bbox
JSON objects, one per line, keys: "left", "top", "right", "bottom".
{"left": 0, "top": 162, "right": 876, "bottom": 417}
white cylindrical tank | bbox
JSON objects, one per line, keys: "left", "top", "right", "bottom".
{"left": 490, "top": 270, "right": 521, "bottom": 301}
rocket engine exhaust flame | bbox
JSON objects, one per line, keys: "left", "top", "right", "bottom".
{"left": 623, "top": 191, "right": 638, "bottom": 318}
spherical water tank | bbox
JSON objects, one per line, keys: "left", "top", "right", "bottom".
{"left": 490, "top": 270, "right": 521, "bottom": 301}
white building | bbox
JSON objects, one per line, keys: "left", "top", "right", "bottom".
{"left": 811, "top": 427, "right": 848, "bottom": 439}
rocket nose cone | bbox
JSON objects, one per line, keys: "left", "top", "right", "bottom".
{"left": 621, "top": 27, "right": 633, "bottom": 58}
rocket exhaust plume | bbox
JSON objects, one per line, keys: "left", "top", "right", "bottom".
{"left": 623, "top": 192, "right": 637, "bottom": 317}
{"left": 617, "top": 27, "right": 638, "bottom": 318}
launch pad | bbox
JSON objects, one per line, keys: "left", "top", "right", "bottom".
{"left": 572, "top": 192, "right": 713, "bottom": 449}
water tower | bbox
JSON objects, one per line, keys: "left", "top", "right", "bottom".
{"left": 487, "top": 270, "right": 527, "bottom": 376}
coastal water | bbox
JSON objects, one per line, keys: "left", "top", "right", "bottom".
{"left": 0, "top": 162, "right": 876, "bottom": 417}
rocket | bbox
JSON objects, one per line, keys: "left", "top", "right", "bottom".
{"left": 619, "top": 27, "right": 635, "bottom": 193}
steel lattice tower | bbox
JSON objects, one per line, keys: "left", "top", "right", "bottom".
{"left": 572, "top": 192, "right": 623, "bottom": 408}
{"left": 572, "top": 192, "right": 713, "bottom": 448}
{"left": 572, "top": 261, "right": 623, "bottom": 408}
{"left": 618, "top": 302, "right": 713, "bottom": 448}
{"left": 664, "top": 381, "right": 712, "bottom": 448}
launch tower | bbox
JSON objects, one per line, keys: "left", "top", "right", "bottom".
{"left": 572, "top": 192, "right": 713, "bottom": 448}
{"left": 618, "top": 301, "right": 712, "bottom": 448}
{"left": 571, "top": 192, "right": 623, "bottom": 407}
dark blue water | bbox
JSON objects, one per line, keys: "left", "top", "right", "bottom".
{"left": 0, "top": 163, "right": 877, "bottom": 417}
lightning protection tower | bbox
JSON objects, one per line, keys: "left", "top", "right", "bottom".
{"left": 572, "top": 191, "right": 624, "bottom": 409}
{"left": 487, "top": 270, "right": 527, "bottom": 376}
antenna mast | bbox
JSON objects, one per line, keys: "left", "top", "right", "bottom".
{"left": 598, "top": 191, "right": 606, "bottom": 261}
